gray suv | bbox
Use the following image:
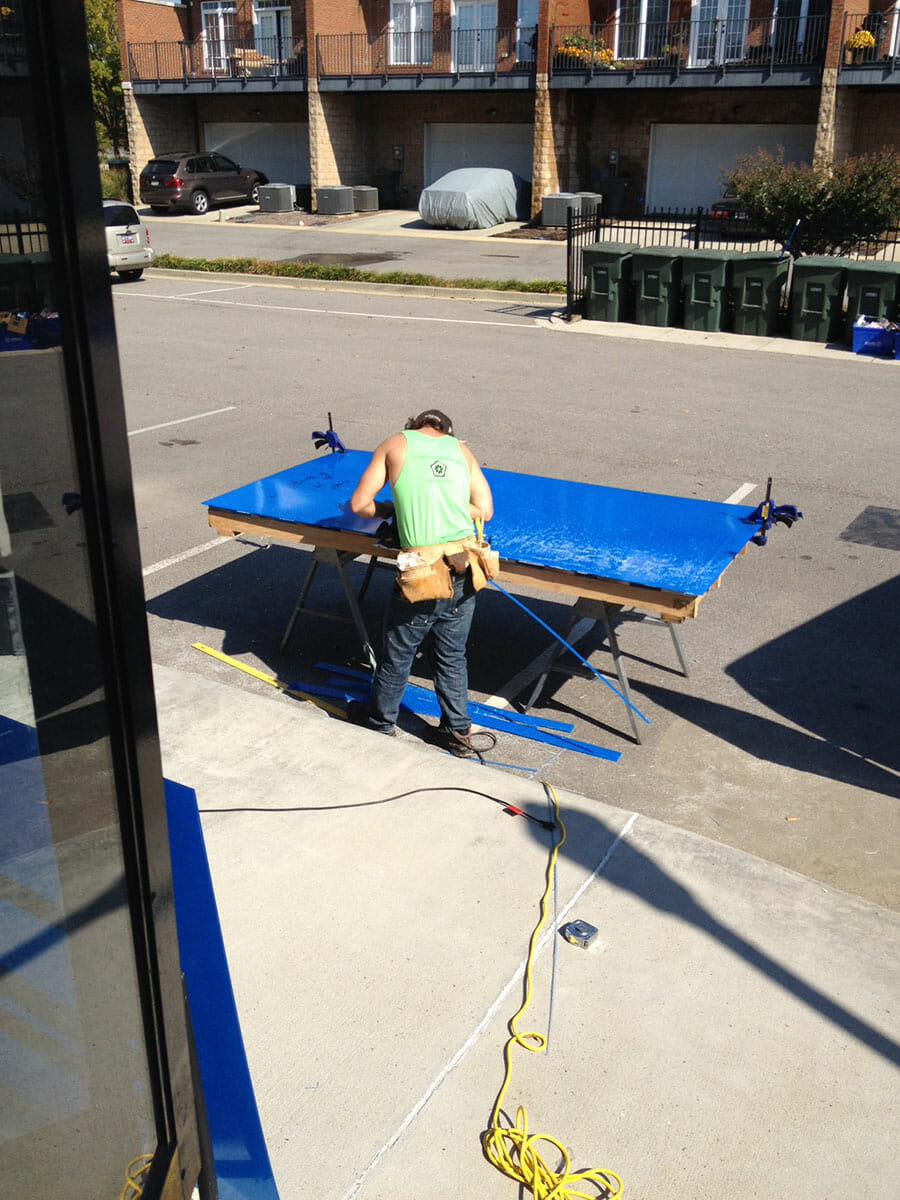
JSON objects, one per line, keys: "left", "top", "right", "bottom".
{"left": 139, "top": 151, "right": 268, "bottom": 215}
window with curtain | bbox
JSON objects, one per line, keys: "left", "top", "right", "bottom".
{"left": 617, "top": 0, "right": 671, "bottom": 60}
{"left": 390, "top": 1, "right": 434, "bottom": 65}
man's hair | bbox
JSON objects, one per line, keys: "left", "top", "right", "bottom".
{"left": 405, "top": 409, "right": 453, "bottom": 436}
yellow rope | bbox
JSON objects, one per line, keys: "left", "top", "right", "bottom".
{"left": 120, "top": 1153, "right": 153, "bottom": 1200}
{"left": 192, "top": 643, "right": 347, "bottom": 718}
{"left": 481, "top": 782, "right": 623, "bottom": 1200}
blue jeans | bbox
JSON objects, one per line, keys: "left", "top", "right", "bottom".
{"left": 367, "top": 572, "right": 476, "bottom": 734}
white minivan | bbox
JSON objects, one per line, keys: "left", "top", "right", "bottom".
{"left": 103, "top": 200, "right": 154, "bottom": 281}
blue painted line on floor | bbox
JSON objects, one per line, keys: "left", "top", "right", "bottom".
{"left": 165, "top": 779, "right": 280, "bottom": 1200}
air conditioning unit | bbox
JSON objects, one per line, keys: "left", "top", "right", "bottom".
{"left": 258, "top": 183, "right": 296, "bottom": 213}
{"left": 353, "top": 185, "right": 379, "bottom": 212}
{"left": 316, "top": 185, "right": 355, "bottom": 215}
{"left": 541, "top": 193, "right": 581, "bottom": 227}
{"left": 575, "top": 191, "right": 603, "bottom": 216}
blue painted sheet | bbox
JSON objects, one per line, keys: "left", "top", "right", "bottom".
{"left": 205, "top": 450, "right": 757, "bottom": 597}
{"left": 165, "top": 779, "right": 280, "bottom": 1200}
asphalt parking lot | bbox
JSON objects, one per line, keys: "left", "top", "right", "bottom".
{"left": 106, "top": 216, "right": 900, "bottom": 1199}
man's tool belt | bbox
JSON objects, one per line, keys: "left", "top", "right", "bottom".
{"left": 397, "top": 537, "right": 500, "bottom": 603}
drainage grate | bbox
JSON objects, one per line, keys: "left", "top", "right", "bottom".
{"left": 838, "top": 506, "right": 900, "bottom": 551}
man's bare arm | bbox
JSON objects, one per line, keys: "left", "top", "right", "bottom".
{"left": 349, "top": 440, "right": 396, "bottom": 519}
{"left": 461, "top": 445, "right": 494, "bottom": 522}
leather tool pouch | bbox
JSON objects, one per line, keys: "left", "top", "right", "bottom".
{"left": 467, "top": 541, "right": 500, "bottom": 591}
{"left": 397, "top": 555, "right": 453, "bottom": 603}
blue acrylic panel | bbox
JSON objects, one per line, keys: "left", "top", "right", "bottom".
{"left": 205, "top": 450, "right": 757, "bottom": 597}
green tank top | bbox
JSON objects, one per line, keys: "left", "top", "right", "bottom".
{"left": 393, "top": 431, "right": 473, "bottom": 549}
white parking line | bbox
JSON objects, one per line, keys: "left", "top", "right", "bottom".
{"left": 142, "top": 537, "right": 226, "bottom": 577}
{"left": 128, "top": 406, "right": 236, "bottom": 437}
{"left": 724, "top": 481, "right": 757, "bottom": 505}
{"left": 337, "top": 811, "right": 638, "bottom": 1200}
{"left": 178, "top": 285, "right": 255, "bottom": 297}
{"left": 124, "top": 290, "right": 539, "bottom": 330}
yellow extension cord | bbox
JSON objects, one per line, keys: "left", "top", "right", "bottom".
{"left": 481, "top": 782, "right": 624, "bottom": 1200}
{"left": 120, "top": 1153, "right": 153, "bottom": 1200}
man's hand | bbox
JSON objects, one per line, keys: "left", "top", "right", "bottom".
{"left": 345, "top": 496, "right": 393, "bottom": 520}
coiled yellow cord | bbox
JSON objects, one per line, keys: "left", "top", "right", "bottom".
{"left": 120, "top": 1153, "right": 153, "bottom": 1200}
{"left": 481, "top": 783, "right": 624, "bottom": 1199}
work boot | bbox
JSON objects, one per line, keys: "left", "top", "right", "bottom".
{"left": 439, "top": 726, "right": 479, "bottom": 757}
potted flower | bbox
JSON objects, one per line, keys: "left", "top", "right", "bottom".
{"left": 845, "top": 28, "right": 875, "bottom": 63}
{"left": 557, "top": 33, "right": 615, "bottom": 70}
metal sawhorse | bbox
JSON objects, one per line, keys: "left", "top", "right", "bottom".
{"left": 280, "top": 546, "right": 380, "bottom": 671}
{"left": 521, "top": 597, "right": 689, "bottom": 744}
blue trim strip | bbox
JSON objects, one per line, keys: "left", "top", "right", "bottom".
{"left": 313, "top": 663, "right": 577, "bottom": 732}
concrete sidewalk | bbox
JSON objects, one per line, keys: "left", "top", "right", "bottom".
{"left": 153, "top": 661, "right": 899, "bottom": 1200}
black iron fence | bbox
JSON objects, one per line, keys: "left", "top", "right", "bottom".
{"left": 565, "top": 207, "right": 900, "bottom": 318}
{"left": 316, "top": 26, "right": 536, "bottom": 77}
{"left": 565, "top": 208, "right": 603, "bottom": 318}
{"left": 550, "top": 15, "right": 827, "bottom": 75}
{"left": 128, "top": 36, "right": 306, "bottom": 83}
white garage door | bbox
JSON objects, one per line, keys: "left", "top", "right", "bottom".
{"left": 204, "top": 122, "right": 310, "bottom": 187}
{"left": 424, "top": 123, "right": 533, "bottom": 186}
{"left": 646, "top": 123, "right": 816, "bottom": 211}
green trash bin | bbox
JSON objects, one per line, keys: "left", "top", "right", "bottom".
{"left": 731, "top": 252, "right": 789, "bottom": 337}
{"left": 789, "top": 256, "right": 847, "bottom": 343}
{"left": 631, "top": 248, "right": 682, "bottom": 328}
{"left": 843, "top": 259, "right": 900, "bottom": 341}
{"left": 583, "top": 242, "right": 635, "bottom": 322}
{"left": 679, "top": 249, "right": 733, "bottom": 332}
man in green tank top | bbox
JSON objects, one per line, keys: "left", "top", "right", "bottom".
{"left": 349, "top": 410, "right": 493, "bottom": 754}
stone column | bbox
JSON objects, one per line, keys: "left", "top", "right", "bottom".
{"left": 122, "top": 84, "right": 149, "bottom": 204}
{"left": 813, "top": 67, "right": 838, "bottom": 168}
{"left": 532, "top": 77, "right": 559, "bottom": 218}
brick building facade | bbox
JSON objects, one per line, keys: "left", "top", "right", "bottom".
{"left": 117, "top": 1, "right": 900, "bottom": 215}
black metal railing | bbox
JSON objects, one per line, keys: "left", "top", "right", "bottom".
{"left": 128, "top": 36, "right": 306, "bottom": 83}
{"left": 551, "top": 16, "right": 827, "bottom": 75}
{"left": 316, "top": 27, "right": 536, "bottom": 78}
{"left": 0, "top": 215, "right": 49, "bottom": 256}
{"left": 566, "top": 206, "right": 900, "bottom": 316}
{"left": 595, "top": 207, "right": 770, "bottom": 251}
{"left": 566, "top": 208, "right": 603, "bottom": 318}
{"left": 839, "top": 11, "right": 900, "bottom": 70}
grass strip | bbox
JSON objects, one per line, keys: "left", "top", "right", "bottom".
{"left": 153, "top": 253, "right": 566, "bottom": 294}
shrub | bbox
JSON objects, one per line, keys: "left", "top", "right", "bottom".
{"left": 100, "top": 165, "right": 131, "bottom": 201}
{"left": 727, "top": 149, "right": 900, "bottom": 256}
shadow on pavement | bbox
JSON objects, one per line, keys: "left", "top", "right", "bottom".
{"left": 535, "top": 803, "right": 900, "bottom": 1069}
{"left": 725, "top": 574, "right": 899, "bottom": 780}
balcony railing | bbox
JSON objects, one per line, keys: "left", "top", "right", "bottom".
{"left": 839, "top": 11, "right": 900, "bottom": 71}
{"left": 126, "top": 16, "right": 833, "bottom": 86}
{"left": 550, "top": 16, "right": 827, "bottom": 75}
{"left": 128, "top": 36, "right": 307, "bottom": 84}
{"left": 316, "top": 27, "right": 537, "bottom": 78}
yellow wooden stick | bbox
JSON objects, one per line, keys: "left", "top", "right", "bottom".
{"left": 192, "top": 643, "right": 348, "bottom": 719}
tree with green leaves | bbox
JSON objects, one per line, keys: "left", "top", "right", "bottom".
{"left": 85, "top": 0, "right": 127, "bottom": 158}
{"left": 727, "top": 149, "right": 900, "bottom": 257}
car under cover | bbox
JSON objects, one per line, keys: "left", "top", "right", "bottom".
{"left": 418, "top": 167, "right": 527, "bottom": 230}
